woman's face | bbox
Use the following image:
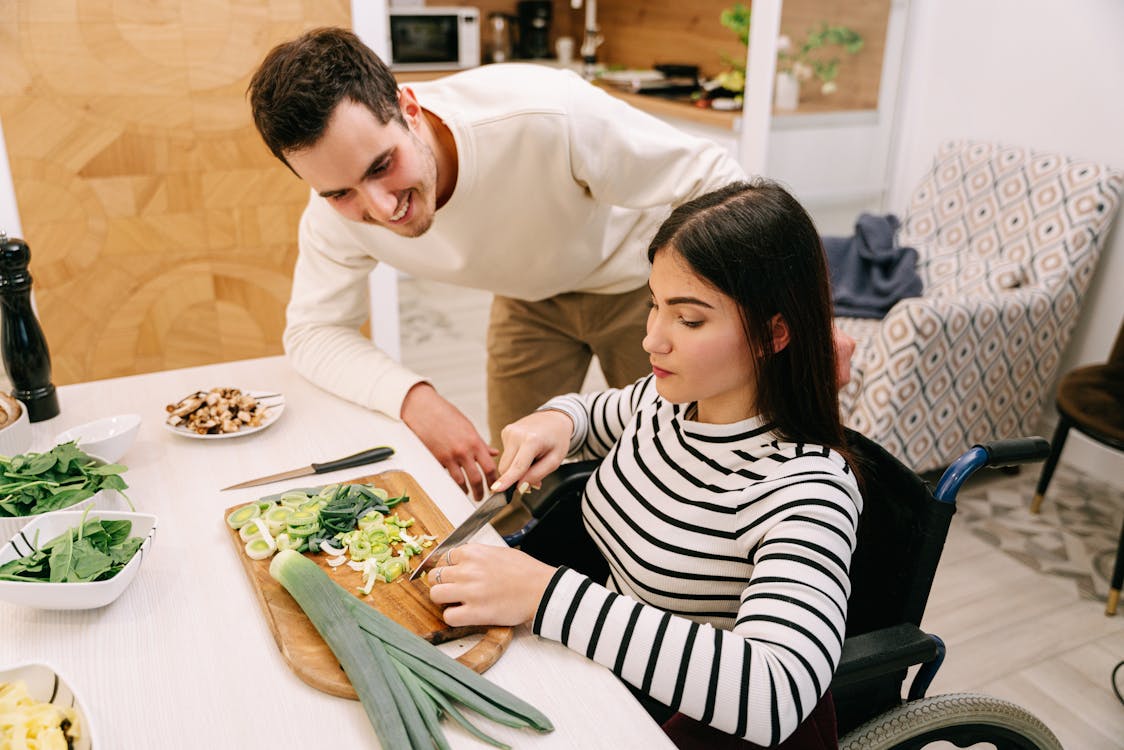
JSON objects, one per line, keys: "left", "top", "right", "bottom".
{"left": 643, "top": 248, "right": 757, "bottom": 424}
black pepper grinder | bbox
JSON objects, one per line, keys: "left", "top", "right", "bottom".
{"left": 0, "top": 230, "right": 59, "bottom": 421}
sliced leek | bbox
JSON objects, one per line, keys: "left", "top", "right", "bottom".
{"left": 245, "top": 535, "right": 276, "bottom": 560}
{"left": 226, "top": 503, "right": 260, "bottom": 529}
{"left": 239, "top": 517, "right": 269, "bottom": 542}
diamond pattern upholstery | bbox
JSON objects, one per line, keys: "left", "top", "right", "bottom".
{"left": 837, "top": 140, "right": 1123, "bottom": 472}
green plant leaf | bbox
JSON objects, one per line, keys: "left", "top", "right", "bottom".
{"left": 109, "top": 537, "right": 143, "bottom": 567}
{"left": 25, "top": 453, "right": 57, "bottom": 475}
{"left": 85, "top": 463, "right": 127, "bottom": 476}
{"left": 69, "top": 538, "right": 114, "bottom": 581}
{"left": 31, "top": 487, "right": 94, "bottom": 515}
{"left": 48, "top": 531, "right": 74, "bottom": 583}
{"left": 719, "top": 4, "right": 752, "bottom": 47}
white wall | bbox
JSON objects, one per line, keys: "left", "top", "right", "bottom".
{"left": 0, "top": 118, "right": 21, "bottom": 238}
{"left": 888, "top": 0, "right": 1124, "bottom": 487}
{"left": 767, "top": 0, "right": 911, "bottom": 235}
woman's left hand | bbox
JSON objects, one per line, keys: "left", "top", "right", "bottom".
{"left": 427, "top": 543, "right": 557, "bottom": 627}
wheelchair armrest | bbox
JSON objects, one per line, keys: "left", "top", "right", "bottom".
{"left": 832, "top": 623, "right": 938, "bottom": 689}
{"left": 521, "top": 459, "right": 600, "bottom": 519}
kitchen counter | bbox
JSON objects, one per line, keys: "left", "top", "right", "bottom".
{"left": 594, "top": 84, "right": 739, "bottom": 130}
{"left": 396, "top": 67, "right": 740, "bottom": 131}
{"left": 396, "top": 65, "right": 874, "bottom": 132}
{"left": 1, "top": 355, "right": 674, "bottom": 749}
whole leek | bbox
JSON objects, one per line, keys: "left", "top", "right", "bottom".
{"left": 269, "top": 549, "right": 553, "bottom": 749}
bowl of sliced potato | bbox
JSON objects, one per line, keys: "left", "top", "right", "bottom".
{"left": 0, "top": 662, "right": 95, "bottom": 749}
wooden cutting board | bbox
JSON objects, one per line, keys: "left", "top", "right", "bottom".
{"left": 226, "top": 469, "right": 513, "bottom": 699}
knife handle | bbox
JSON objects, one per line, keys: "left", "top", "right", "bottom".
{"left": 311, "top": 446, "right": 395, "bottom": 474}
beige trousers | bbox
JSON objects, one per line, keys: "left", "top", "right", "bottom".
{"left": 485, "top": 286, "right": 651, "bottom": 448}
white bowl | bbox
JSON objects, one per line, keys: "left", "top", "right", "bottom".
{"left": 0, "top": 398, "right": 31, "bottom": 457}
{"left": 0, "top": 510, "right": 156, "bottom": 609}
{"left": 0, "top": 662, "right": 95, "bottom": 749}
{"left": 53, "top": 414, "right": 141, "bottom": 463}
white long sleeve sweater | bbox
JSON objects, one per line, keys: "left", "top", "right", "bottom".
{"left": 283, "top": 64, "right": 745, "bottom": 418}
{"left": 533, "top": 377, "right": 862, "bottom": 745}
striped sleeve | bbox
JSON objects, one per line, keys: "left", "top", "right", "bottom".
{"left": 533, "top": 470, "right": 860, "bottom": 745}
{"left": 538, "top": 376, "right": 657, "bottom": 459}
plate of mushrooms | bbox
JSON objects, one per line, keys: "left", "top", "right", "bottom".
{"left": 163, "top": 387, "right": 284, "bottom": 439}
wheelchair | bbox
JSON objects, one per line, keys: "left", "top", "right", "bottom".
{"left": 502, "top": 429, "right": 1064, "bottom": 750}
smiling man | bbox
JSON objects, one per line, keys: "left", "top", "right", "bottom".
{"left": 248, "top": 27, "right": 759, "bottom": 499}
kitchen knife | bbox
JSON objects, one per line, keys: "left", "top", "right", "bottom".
{"left": 409, "top": 490, "right": 510, "bottom": 580}
{"left": 221, "top": 446, "right": 395, "bottom": 491}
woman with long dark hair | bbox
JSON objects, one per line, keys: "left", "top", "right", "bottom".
{"left": 427, "top": 180, "right": 861, "bottom": 749}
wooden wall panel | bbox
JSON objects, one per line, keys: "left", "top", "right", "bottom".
{"left": 1, "top": 0, "right": 892, "bottom": 386}
{"left": 0, "top": 1, "right": 349, "bottom": 384}
{"left": 563, "top": 1, "right": 745, "bottom": 79}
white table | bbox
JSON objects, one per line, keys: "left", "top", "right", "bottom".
{"left": 1, "top": 356, "right": 673, "bottom": 749}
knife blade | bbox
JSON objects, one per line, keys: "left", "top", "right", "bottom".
{"left": 221, "top": 446, "right": 395, "bottom": 491}
{"left": 409, "top": 491, "right": 510, "bottom": 580}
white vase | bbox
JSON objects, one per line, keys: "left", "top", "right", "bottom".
{"left": 774, "top": 71, "right": 800, "bottom": 111}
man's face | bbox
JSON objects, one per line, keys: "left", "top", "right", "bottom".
{"left": 285, "top": 95, "right": 439, "bottom": 237}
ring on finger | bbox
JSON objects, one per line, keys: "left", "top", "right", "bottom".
{"left": 444, "top": 549, "right": 454, "bottom": 566}
{"left": 433, "top": 568, "right": 443, "bottom": 585}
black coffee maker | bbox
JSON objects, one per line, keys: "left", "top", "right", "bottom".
{"left": 516, "top": 0, "right": 552, "bottom": 59}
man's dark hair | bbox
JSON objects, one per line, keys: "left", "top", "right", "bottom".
{"left": 248, "top": 27, "right": 405, "bottom": 169}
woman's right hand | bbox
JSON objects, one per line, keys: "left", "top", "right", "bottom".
{"left": 490, "top": 410, "right": 574, "bottom": 494}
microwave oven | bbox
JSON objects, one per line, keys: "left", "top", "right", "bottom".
{"left": 387, "top": 6, "right": 481, "bottom": 72}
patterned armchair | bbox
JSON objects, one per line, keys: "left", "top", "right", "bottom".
{"left": 836, "top": 140, "right": 1123, "bottom": 472}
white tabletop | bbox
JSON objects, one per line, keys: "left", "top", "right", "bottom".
{"left": 0, "top": 355, "right": 673, "bottom": 749}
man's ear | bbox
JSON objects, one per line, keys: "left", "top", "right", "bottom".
{"left": 770, "top": 314, "right": 791, "bottom": 353}
{"left": 398, "top": 87, "right": 422, "bottom": 128}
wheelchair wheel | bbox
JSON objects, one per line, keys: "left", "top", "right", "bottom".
{"left": 838, "top": 692, "right": 1063, "bottom": 750}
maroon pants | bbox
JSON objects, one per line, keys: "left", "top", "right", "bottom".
{"left": 661, "top": 690, "right": 837, "bottom": 750}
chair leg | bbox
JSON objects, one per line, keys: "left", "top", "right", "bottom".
{"left": 1107, "top": 514, "right": 1124, "bottom": 616}
{"left": 1031, "top": 415, "right": 1071, "bottom": 514}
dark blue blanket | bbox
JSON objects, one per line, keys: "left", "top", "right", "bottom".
{"left": 823, "top": 213, "right": 923, "bottom": 319}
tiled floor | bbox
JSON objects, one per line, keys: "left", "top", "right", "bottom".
{"left": 399, "top": 276, "right": 1124, "bottom": 749}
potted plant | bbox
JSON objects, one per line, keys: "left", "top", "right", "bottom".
{"left": 714, "top": 6, "right": 864, "bottom": 111}
{"left": 775, "top": 23, "right": 864, "bottom": 109}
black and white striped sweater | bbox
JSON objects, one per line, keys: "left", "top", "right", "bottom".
{"left": 531, "top": 376, "right": 862, "bottom": 745}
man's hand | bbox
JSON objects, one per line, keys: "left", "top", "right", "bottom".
{"left": 401, "top": 383, "right": 497, "bottom": 499}
{"left": 833, "top": 325, "right": 857, "bottom": 389}
{"left": 427, "top": 543, "right": 556, "bottom": 627}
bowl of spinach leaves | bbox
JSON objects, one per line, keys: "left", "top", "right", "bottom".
{"left": 0, "top": 441, "right": 129, "bottom": 542}
{"left": 0, "top": 509, "right": 156, "bottom": 609}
